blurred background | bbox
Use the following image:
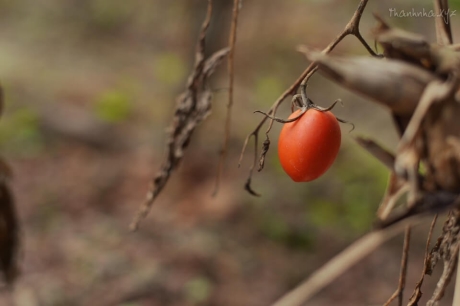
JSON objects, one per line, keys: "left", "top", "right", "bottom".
{"left": 0, "top": 0, "right": 459, "bottom": 305}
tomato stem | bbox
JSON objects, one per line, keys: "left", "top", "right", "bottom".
{"left": 310, "top": 99, "right": 341, "bottom": 112}
{"left": 337, "top": 117, "right": 355, "bottom": 132}
{"left": 255, "top": 83, "right": 354, "bottom": 130}
{"left": 254, "top": 107, "right": 307, "bottom": 123}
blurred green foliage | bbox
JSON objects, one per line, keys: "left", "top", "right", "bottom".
{"left": 0, "top": 107, "right": 43, "bottom": 155}
{"left": 94, "top": 89, "right": 132, "bottom": 123}
{"left": 450, "top": 0, "right": 460, "bottom": 10}
{"left": 184, "top": 276, "right": 213, "bottom": 304}
{"left": 86, "top": 0, "right": 133, "bottom": 32}
{"left": 256, "top": 210, "right": 314, "bottom": 250}
{"left": 154, "top": 52, "right": 187, "bottom": 87}
{"left": 334, "top": 144, "right": 387, "bottom": 233}
{"left": 307, "top": 199, "right": 340, "bottom": 229}
{"left": 255, "top": 76, "right": 284, "bottom": 107}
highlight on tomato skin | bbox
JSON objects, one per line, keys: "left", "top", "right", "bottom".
{"left": 277, "top": 108, "right": 341, "bottom": 182}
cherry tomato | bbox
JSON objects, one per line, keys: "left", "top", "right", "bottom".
{"left": 278, "top": 108, "right": 341, "bottom": 182}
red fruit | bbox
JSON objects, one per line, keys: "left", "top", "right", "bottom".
{"left": 278, "top": 108, "right": 341, "bottom": 182}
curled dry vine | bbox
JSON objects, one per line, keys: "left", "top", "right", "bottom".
{"left": 130, "top": 0, "right": 229, "bottom": 230}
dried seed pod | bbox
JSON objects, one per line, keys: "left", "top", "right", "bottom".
{"left": 304, "top": 51, "right": 441, "bottom": 116}
{"left": 373, "top": 15, "right": 460, "bottom": 74}
{"left": 373, "top": 15, "right": 434, "bottom": 69}
{"left": 422, "top": 98, "right": 460, "bottom": 192}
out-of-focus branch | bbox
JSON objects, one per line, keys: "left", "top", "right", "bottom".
{"left": 213, "top": 0, "right": 241, "bottom": 196}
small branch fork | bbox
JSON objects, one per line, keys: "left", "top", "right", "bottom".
{"left": 239, "top": 0, "right": 376, "bottom": 195}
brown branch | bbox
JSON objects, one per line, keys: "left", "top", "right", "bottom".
{"left": 375, "top": 191, "right": 459, "bottom": 229}
{"left": 383, "top": 226, "right": 411, "bottom": 306}
{"left": 213, "top": 0, "right": 241, "bottom": 196}
{"left": 428, "top": 244, "right": 459, "bottom": 305}
{"left": 240, "top": 0, "right": 375, "bottom": 195}
{"left": 377, "top": 173, "right": 409, "bottom": 221}
{"left": 354, "top": 137, "right": 395, "bottom": 170}
{"left": 425, "top": 209, "right": 460, "bottom": 305}
{"left": 453, "top": 248, "right": 460, "bottom": 305}
{"left": 408, "top": 215, "right": 438, "bottom": 306}
{"left": 434, "top": 0, "right": 453, "bottom": 45}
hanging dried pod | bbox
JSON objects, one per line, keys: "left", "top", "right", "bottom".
{"left": 303, "top": 51, "right": 440, "bottom": 116}
{"left": 373, "top": 15, "right": 460, "bottom": 75}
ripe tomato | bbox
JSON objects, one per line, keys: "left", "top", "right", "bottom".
{"left": 278, "top": 108, "right": 341, "bottom": 182}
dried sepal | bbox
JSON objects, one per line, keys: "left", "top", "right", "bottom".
{"left": 258, "top": 137, "right": 270, "bottom": 172}
{"left": 244, "top": 177, "right": 260, "bottom": 197}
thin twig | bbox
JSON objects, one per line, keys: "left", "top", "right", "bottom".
{"left": 240, "top": 0, "right": 375, "bottom": 194}
{"left": 408, "top": 215, "right": 438, "bottom": 306}
{"left": 428, "top": 244, "right": 459, "bottom": 305}
{"left": 383, "top": 226, "right": 411, "bottom": 306}
{"left": 434, "top": 0, "right": 453, "bottom": 45}
{"left": 213, "top": 0, "right": 241, "bottom": 196}
{"left": 453, "top": 247, "right": 460, "bottom": 306}
{"left": 354, "top": 137, "right": 395, "bottom": 170}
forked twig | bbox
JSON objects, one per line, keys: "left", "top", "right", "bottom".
{"left": 240, "top": 0, "right": 376, "bottom": 195}
{"left": 213, "top": 0, "right": 241, "bottom": 196}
